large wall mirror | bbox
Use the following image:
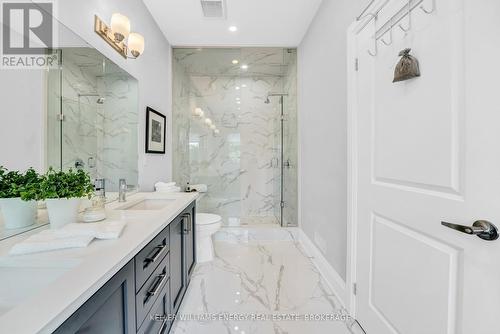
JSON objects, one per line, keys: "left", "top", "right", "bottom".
{"left": 0, "top": 13, "right": 139, "bottom": 240}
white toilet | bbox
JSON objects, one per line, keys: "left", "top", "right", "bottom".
{"left": 196, "top": 213, "right": 222, "bottom": 263}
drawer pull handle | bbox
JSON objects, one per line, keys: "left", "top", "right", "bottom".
{"left": 182, "top": 213, "right": 192, "bottom": 234}
{"left": 147, "top": 273, "right": 167, "bottom": 298}
{"left": 144, "top": 244, "right": 167, "bottom": 266}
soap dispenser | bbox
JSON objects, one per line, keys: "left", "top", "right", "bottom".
{"left": 83, "top": 178, "right": 107, "bottom": 222}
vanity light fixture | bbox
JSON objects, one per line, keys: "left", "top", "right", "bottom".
{"left": 94, "top": 14, "right": 145, "bottom": 59}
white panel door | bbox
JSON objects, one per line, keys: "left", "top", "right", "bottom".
{"left": 351, "top": 0, "right": 500, "bottom": 333}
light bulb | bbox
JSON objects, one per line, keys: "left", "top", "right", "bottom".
{"left": 111, "top": 13, "right": 130, "bottom": 42}
{"left": 194, "top": 107, "right": 203, "bottom": 116}
{"left": 128, "top": 33, "right": 144, "bottom": 58}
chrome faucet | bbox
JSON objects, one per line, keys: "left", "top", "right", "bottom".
{"left": 118, "top": 179, "right": 127, "bottom": 202}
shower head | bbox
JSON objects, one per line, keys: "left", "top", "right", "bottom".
{"left": 264, "top": 92, "right": 288, "bottom": 104}
{"left": 96, "top": 97, "right": 105, "bottom": 104}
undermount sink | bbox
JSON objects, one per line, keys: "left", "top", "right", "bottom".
{"left": 118, "top": 199, "right": 175, "bottom": 211}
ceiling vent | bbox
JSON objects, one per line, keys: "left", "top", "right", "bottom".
{"left": 200, "top": 0, "right": 226, "bottom": 19}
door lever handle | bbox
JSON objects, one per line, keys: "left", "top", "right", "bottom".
{"left": 441, "top": 220, "right": 499, "bottom": 241}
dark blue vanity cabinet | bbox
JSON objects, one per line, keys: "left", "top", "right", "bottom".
{"left": 54, "top": 202, "right": 196, "bottom": 334}
{"left": 169, "top": 203, "right": 196, "bottom": 316}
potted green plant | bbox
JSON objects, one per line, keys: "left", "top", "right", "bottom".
{"left": 39, "top": 168, "right": 94, "bottom": 228}
{"left": 0, "top": 167, "right": 40, "bottom": 229}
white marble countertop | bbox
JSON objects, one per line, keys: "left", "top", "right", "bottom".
{"left": 0, "top": 191, "right": 198, "bottom": 334}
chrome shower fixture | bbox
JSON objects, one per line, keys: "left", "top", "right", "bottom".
{"left": 78, "top": 93, "right": 106, "bottom": 104}
{"left": 264, "top": 92, "right": 288, "bottom": 104}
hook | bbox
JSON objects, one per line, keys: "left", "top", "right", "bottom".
{"left": 420, "top": 0, "right": 435, "bottom": 14}
{"left": 381, "top": 20, "right": 393, "bottom": 46}
{"left": 367, "top": 14, "right": 378, "bottom": 57}
{"left": 398, "top": 0, "right": 412, "bottom": 32}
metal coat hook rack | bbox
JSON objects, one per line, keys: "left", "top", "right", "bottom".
{"left": 381, "top": 19, "right": 393, "bottom": 46}
{"left": 420, "top": 0, "right": 436, "bottom": 14}
{"left": 367, "top": 13, "right": 378, "bottom": 56}
{"left": 359, "top": 0, "right": 436, "bottom": 58}
{"left": 398, "top": 0, "right": 412, "bottom": 32}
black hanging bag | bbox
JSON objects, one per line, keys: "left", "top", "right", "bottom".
{"left": 393, "top": 48, "right": 420, "bottom": 82}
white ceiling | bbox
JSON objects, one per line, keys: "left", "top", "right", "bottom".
{"left": 142, "top": 0, "right": 323, "bottom": 47}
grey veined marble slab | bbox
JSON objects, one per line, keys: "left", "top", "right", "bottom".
{"left": 171, "top": 227, "right": 357, "bottom": 334}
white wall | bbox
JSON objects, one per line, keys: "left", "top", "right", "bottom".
{"left": 0, "top": 0, "right": 172, "bottom": 190}
{"left": 298, "top": 0, "right": 363, "bottom": 280}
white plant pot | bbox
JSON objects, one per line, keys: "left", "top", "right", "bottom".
{"left": 45, "top": 198, "right": 82, "bottom": 229}
{"left": 0, "top": 198, "right": 37, "bottom": 229}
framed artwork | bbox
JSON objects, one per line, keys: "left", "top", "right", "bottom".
{"left": 145, "top": 106, "right": 166, "bottom": 154}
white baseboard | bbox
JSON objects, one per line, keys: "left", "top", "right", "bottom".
{"left": 296, "top": 228, "right": 347, "bottom": 308}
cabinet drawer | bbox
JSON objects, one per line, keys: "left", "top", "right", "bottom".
{"left": 136, "top": 254, "right": 170, "bottom": 330}
{"left": 135, "top": 225, "right": 170, "bottom": 292}
{"left": 137, "top": 278, "right": 171, "bottom": 334}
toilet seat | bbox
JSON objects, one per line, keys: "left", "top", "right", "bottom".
{"left": 195, "top": 213, "right": 222, "bottom": 263}
{"left": 196, "top": 213, "right": 222, "bottom": 227}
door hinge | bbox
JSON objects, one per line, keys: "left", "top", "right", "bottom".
{"left": 280, "top": 201, "right": 285, "bottom": 208}
{"left": 353, "top": 283, "right": 357, "bottom": 295}
{"left": 57, "top": 114, "right": 65, "bottom": 121}
{"left": 355, "top": 58, "right": 359, "bottom": 71}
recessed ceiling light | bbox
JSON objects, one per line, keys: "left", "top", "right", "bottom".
{"left": 232, "top": 59, "right": 239, "bottom": 64}
{"left": 228, "top": 26, "right": 238, "bottom": 32}
{"left": 240, "top": 64, "right": 248, "bottom": 70}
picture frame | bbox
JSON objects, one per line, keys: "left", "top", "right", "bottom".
{"left": 145, "top": 106, "right": 166, "bottom": 154}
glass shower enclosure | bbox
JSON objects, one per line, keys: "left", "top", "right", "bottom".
{"left": 172, "top": 48, "right": 298, "bottom": 227}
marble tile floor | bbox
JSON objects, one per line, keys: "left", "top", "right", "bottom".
{"left": 171, "top": 227, "right": 360, "bottom": 334}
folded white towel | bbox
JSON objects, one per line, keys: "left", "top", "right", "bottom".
{"left": 190, "top": 184, "right": 208, "bottom": 193}
{"left": 156, "top": 186, "right": 181, "bottom": 193}
{"left": 154, "top": 181, "right": 176, "bottom": 188}
{"left": 9, "top": 221, "right": 127, "bottom": 255}
{"left": 9, "top": 234, "right": 94, "bottom": 255}
{"left": 53, "top": 221, "right": 127, "bottom": 240}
